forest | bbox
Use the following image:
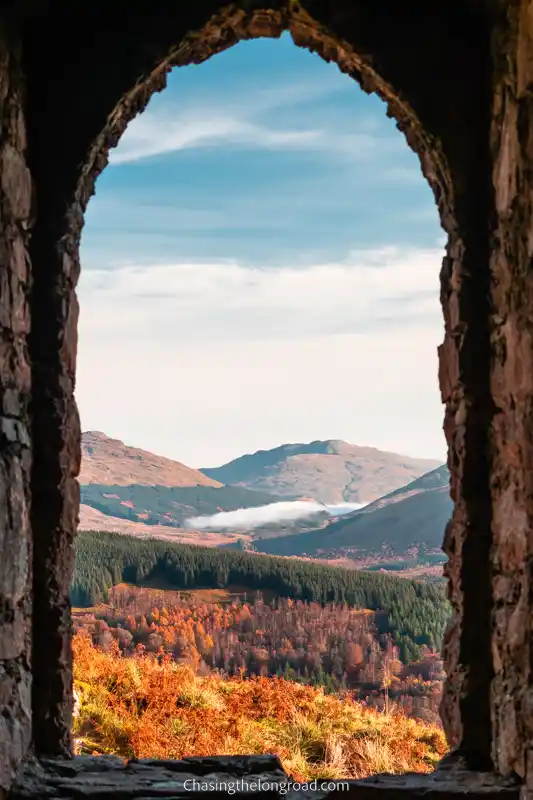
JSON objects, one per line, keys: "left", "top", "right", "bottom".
{"left": 72, "top": 531, "right": 451, "bottom": 662}
{"left": 73, "top": 585, "right": 445, "bottom": 724}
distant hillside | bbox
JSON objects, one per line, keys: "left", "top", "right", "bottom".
{"left": 80, "top": 483, "right": 283, "bottom": 529}
{"left": 81, "top": 431, "right": 222, "bottom": 488}
{"left": 78, "top": 433, "right": 445, "bottom": 544}
{"left": 72, "top": 530, "right": 451, "bottom": 662}
{"left": 202, "top": 440, "right": 442, "bottom": 505}
{"left": 77, "top": 504, "right": 252, "bottom": 548}
{"left": 79, "top": 432, "right": 296, "bottom": 535}
{"left": 359, "top": 465, "right": 450, "bottom": 512}
{"left": 255, "top": 466, "right": 452, "bottom": 558}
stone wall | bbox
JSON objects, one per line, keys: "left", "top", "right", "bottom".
{"left": 20, "top": 0, "right": 494, "bottom": 775}
{"left": 490, "top": 0, "right": 533, "bottom": 786}
{"left": 3, "top": 0, "right": 533, "bottom": 796}
{"left": 25, "top": 0, "right": 492, "bottom": 769}
{"left": 0, "top": 18, "right": 33, "bottom": 800}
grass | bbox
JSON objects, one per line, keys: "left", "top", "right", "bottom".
{"left": 73, "top": 631, "right": 447, "bottom": 781}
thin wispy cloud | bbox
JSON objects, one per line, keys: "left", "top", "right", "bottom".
{"left": 109, "top": 71, "right": 399, "bottom": 166}
{"left": 110, "top": 108, "right": 401, "bottom": 165}
{"left": 111, "top": 115, "right": 323, "bottom": 165}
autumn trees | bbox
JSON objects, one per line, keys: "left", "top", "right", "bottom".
{"left": 72, "top": 586, "right": 445, "bottom": 723}
{"left": 72, "top": 531, "right": 450, "bottom": 662}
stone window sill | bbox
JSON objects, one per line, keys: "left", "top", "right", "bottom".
{"left": 9, "top": 754, "right": 522, "bottom": 799}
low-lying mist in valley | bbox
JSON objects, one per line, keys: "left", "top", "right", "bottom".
{"left": 185, "top": 499, "right": 365, "bottom": 530}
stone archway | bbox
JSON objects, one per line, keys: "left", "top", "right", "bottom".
{"left": 24, "top": 0, "right": 492, "bottom": 767}
{"left": 3, "top": 0, "right": 531, "bottom": 795}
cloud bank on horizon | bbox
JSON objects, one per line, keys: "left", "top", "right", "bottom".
{"left": 79, "top": 245, "right": 442, "bottom": 342}
{"left": 185, "top": 500, "right": 365, "bottom": 531}
{"left": 77, "top": 33, "right": 447, "bottom": 467}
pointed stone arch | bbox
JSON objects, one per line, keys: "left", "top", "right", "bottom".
{"left": 1, "top": 0, "right": 531, "bottom": 796}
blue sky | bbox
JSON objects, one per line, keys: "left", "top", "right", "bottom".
{"left": 77, "top": 32, "right": 446, "bottom": 467}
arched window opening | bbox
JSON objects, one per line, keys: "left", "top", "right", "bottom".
{"left": 70, "top": 31, "right": 450, "bottom": 780}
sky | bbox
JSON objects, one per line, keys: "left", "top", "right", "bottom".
{"left": 77, "top": 32, "right": 447, "bottom": 469}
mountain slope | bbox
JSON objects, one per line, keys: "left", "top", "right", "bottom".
{"left": 202, "top": 440, "right": 442, "bottom": 504}
{"left": 255, "top": 465, "right": 452, "bottom": 557}
{"left": 81, "top": 431, "right": 222, "bottom": 488}
{"left": 80, "top": 483, "right": 286, "bottom": 529}
{"left": 79, "top": 432, "right": 289, "bottom": 534}
{"left": 358, "top": 465, "right": 450, "bottom": 512}
{"left": 77, "top": 504, "right": 251, "bottom": 547}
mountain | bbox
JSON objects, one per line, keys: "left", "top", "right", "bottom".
{"left": 254, "top": 465, "right": 452, "bottom": 557}
{"left": 80, "top": 483, "right": 286, "bottom": 529}
{"left": 79, "top": 431, "right": 288, "bottom": 534}
{"left": 202, "top": 440, "right": 442, "bottom": 505}
{"left": 357, "top": 465, "right": 451, "bottom": 512}
{"left": 78, "top": 433, "right": 446, "bottom": 550}
{"left": 81, "top": 431, "right": 222, "bottom": 488}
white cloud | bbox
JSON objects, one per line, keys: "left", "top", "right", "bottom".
{"left": 110, "top": 108, "right": 399, "bottom": 165}
{"left": 185, "top": 500, "right": 365, "bottom": 531}
{"left": 75, "top": 245, "right": 447, "bottom": 467}
{"left": 78, "top": 246, "right": 442, "bottom": 343}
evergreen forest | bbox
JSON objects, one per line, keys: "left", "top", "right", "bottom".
{"left": 72, "top": 531, "right": 450, "bottom": 662}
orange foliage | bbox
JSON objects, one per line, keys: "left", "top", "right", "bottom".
{"left": 73, "top": 631, "right": 447, "bottom": 781}
{"left": 72, "top": 585, "right": 445, "bottom": 724}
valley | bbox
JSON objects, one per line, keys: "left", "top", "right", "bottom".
{"left": 72, "top": 433, "right": 451, "bottom": 778}
{"left": 78, "top": 432, "right": 450, "bottom": 581}
{"left": 72, "top": 531, "right": 449, "bottom": 729}
{"left": 256, "top": 467, "right": 451, "bottom": 562}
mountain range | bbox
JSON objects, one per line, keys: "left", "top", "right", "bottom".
{"left": 78, "top": 431, "right": 448, "bottom": 560}
{"left": 254, "top": 465, "right": 452, "bottom": 558}
{"left": 201, "top": 440, "right": 440, "bottom": 505}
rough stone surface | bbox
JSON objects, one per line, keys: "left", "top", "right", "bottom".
{"left": 1, "top": 0, "right": 533, "bottom": 797}
{"left": 489, "top": 0, "right": 533, "bottom": 783}
{"left": 8, "top": 755, "right": 522, "bottom": 799}
{"left": 20, "top": 0, "right": 495, "bottom": 770}
{"left": 0, "top": 17, "right": 33, "bottom": 800}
